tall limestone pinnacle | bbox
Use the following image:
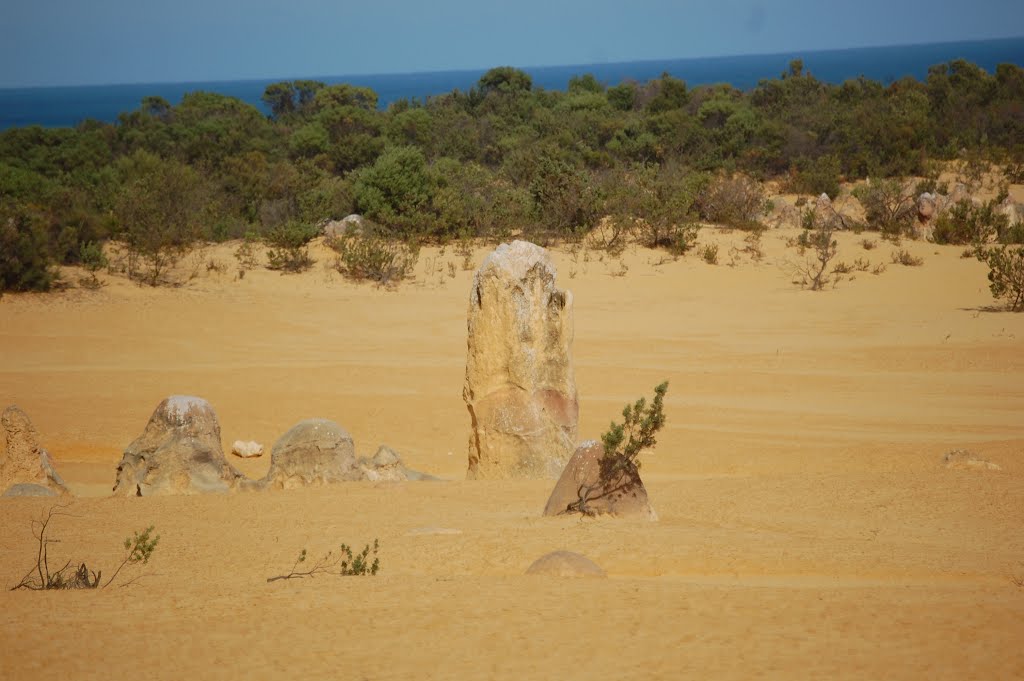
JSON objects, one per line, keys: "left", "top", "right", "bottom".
{"left": 463, "top": 240, "right": 578, "bottom": 479}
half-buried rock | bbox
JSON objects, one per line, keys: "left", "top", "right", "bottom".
{"left": 464, "top": 240, "right": 578, "bottom": 479}
{"left": 261, "top": 419, "right": 362, "bottom": 489}
{"left": 356, "top": 445, "right": 440, "bottom": 482}
{"left": 542, "top": 440, "right": 657, "bottom": 520}
{"left": 113, "top": 396, "right": 245, "bottom": 496}
{"left": 1, "top": 405, "right": 70, "bottom": 497}
{"left": 525, "top": 550, "right": 606, "bottom": 578}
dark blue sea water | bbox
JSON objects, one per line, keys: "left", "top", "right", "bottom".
{"left": 2, "top": 37, "right": 1023, "bottom": 130}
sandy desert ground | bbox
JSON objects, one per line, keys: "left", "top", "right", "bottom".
{"left": 1, "top": 227, "right": 1022, "bottom": 680}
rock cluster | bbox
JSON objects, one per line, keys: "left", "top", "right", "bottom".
{"left": 1, "top": 405, "right": 70, "bottom": 497}
{"left": 464, "top": 240, "right": 579, "bottom": 479}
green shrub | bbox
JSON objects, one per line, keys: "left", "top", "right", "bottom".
{"left": 701, "top": 243, "right": 719, "bottom": 264}
{"left": 853, "top": 179, "right": 916, "bottom": 237}
{"left": 328, "top": 231, "right": 419, "bottom": 285}
{"left": 697, "top": 174, "right": 769, "bottom": 230}
{"left": 566, "top": 382, "right": 669, "bottom": 517}
{"left": 0, "top": 210, "right": 56, "bottom": 292}
{"left": 268, "top": 539, "right": 381, "bottom": 582}
{"left": 265, "top": 221, "right": 318, "bottom": 273}
{"left": 789, "top": 154, "right": 841, "bottom": 198}
{"left": 794, "top": 221, "right": 838, "bottom": 290}
{"left": 932, "top": 198, "right": 1010, "bottom": 245}
{"left": 975, "top": 245, "right": 1024, "bottom": 311}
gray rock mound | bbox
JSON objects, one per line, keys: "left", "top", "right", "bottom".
{"left": 525, "top": 550, "right": 606, "bottom": 577}
{"left": 113, "top": 396, "right": 245, "bottom": 496}
{"left": 543, "top": 440, "right": 657, "bottom": 520}
{"left": 1, "top": 405, "right": 70, "bottom": 496}
{"left": 464, "top": 240, "right": 579, "bottom": 479}
{"left": 3, "top": 483, "right": 61, "bottom": 497}
{"left": 262, "top": 419, "right": 361, "bottom": 489}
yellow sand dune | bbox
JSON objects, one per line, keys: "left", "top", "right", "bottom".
{"left": 1, "top": 229, "right": 1022, "bottom": 679}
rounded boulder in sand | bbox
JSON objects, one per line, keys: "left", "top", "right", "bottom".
{"left": 526, "top": 551, "right": 606, "bottom": 578}
{"left": 464, "top": 240, "right": 578, "bottom": 479}
{"left": 262, "top": 419, "right": 360, "bottom": 489}
{"left": 542, "top": 440, "right": 657, "bottom": 520}
{"left": 1, "top": 405, "right": 70, "bottom": 496}
{"left": 113, "top": 396, "right": 245, "bottom": 496}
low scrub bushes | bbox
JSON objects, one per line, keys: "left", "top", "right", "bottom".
{"left": 11, "top": 505, "right": 159, "bottom": 591}
{"left": 853, "top": 179, "right": 916, "bottom": 238}
{"left": 265, "top": 221, "right": 318, "bottom": 272}
{"left": 696, "top": 174, "right": 769, "bottom": 230}
{"left": 328, "top": 231, "right": 419, "bottom": 284}
{"left": 933, "top": 197, "right": 1010, "bottom": 245}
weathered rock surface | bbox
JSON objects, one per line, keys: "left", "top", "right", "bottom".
{"left": 1, "top": 405, "right": 70, "bottom": 496}
{"left": 231, "top": 440, "right": 264, "bottom": 458}
{"left": 525, "top": 550, "right": 606, "bottom": 578}
{"left": 464, "top": 240, "right": 578, "bottom": 479}
{"left": 261, "top": 419, "right": 361, "bottom": 489}
{"left": 113, "top": 396, "right": 245, "bottom": 496}
{"left": 543, "top": 440, "right": 657, "bottom": 520}
{"left": 943, "top": 449, "right": 1001, "bottom": 471}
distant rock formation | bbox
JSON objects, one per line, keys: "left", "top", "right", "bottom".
{"left": 113, "top": 396, "right": 245, "bottom": 496}
{"left": 525, "top": 550, "right": 606, "bottom": 578}
{"left": 261, "top": 419, "right": 362, "bottom": 489}
{"left": 1, "top": 405, "right": 70, "bottom": 497}
{"left": 464, "top": 240, "right": 579, "bottom": 479}
{"left": 543, "top": 440, "right": 657, "bottom": 520}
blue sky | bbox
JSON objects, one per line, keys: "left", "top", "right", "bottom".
{"left": 2, "top": 0, "right": 1022, "bottom": 87}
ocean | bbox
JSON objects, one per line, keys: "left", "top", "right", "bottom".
{"left": 2, "top": 37, "right": 1023, "bottom": 130}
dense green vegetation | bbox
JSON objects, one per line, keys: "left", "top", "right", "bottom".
{"left": 1, "top": 59, "right": 1022, "bottom": 291}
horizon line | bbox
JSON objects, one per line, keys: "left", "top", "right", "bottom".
{"left": 2, "top": 34, "right": 1023, "bottom": 92}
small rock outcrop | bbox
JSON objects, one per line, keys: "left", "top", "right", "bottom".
{"left": 943, "top": 449, "right": 1001, "bottom": 471}
{"left": 525, "top": 550, "right": 606, "bottom": 578}
{"left": 355, "top": 445, "right": 438, "bottom": 482}
{"left": 231, "top": 440, "right": 264, "bottom": 458}
{"left": 1, "top": 405, "right": 70, "bottom": 496}
{"left": 323, "top": 214, "right": 366, "bottom": 240}
{"left": 812, "top": 193, "right": 850, "bottom": 230}
{"left": 261, "top": 419, "right": 361, "bottom": 489}
{"left": 113, "top": 396, "right": 245, "bottom": 496}
{"left": 542, "top": 440, "right": 657, "bottom": 520}
{"left": 464, "top": 240, "right": 579, "bottom": 479}
{"left": 917, "top": 192, "right": 937, "bottom": 221}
